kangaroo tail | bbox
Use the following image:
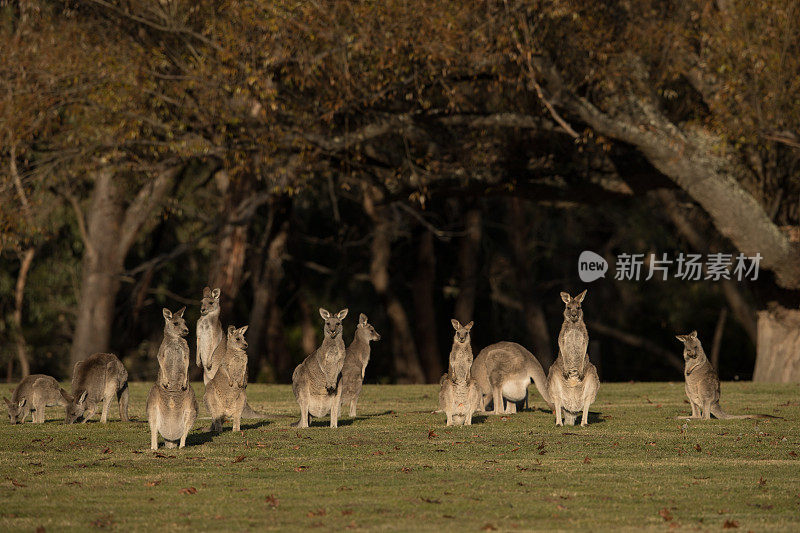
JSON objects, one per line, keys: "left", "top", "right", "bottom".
{"left": 241, "top": 401, "right": 268, "bottom": 419}
{"left": 528, "top": 358, "right": 554, "bottom": 410}
{"left": 711, "top": 404, "right": 777, "bottom": 419}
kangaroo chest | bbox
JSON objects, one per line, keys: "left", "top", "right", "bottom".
{"left": 197, "top": 319, "right": 220, "bottom": 362}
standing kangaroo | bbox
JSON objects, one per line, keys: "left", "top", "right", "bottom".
{"left": 547, "top": 290, "right": 599, "bottom": 427}
{"left": 340, "top": 313, "right": 381, "bottom": 417}
{"left": 197, "top": 287, "right": 224, "bottom": 385}
{"left": 197, "top": 287, "right": 265, "bottom": 419}
{"left": 4, "top": 375, "right": 73, "bottom": 424}
{"left": 675, "top": 330, "right": 768, "bottom": 420}
{"left": 472, "top": 342, "right": 553, "bottom": 415}
{"left": 204, "top": 325, "right": 250, "bottom": 432}
{"left": 147, "top": 307, "right": 198, "bottom": 449}
{"left": 291, "top": 308, "right": 348, "bottom": 428}
{"left": 438, "top": 319, "right": 481, "bottom": 426}
{"left": 67, "top": 353, "right": 130, "bottom": 424}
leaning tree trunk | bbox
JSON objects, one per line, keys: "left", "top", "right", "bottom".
{"left": 453, "top": 207, "right": 482, "bottom": 324}
{"left": 753, "top": 304, "right": 800, "bottom": 382}
{"left": 363, "top": 188, "right": 425, "bottom": 383}
{"left": 412, "top": 230, "right": 443, "bottom": 382}
{"left": 69, "top": 167, "right": 180, "bottom": 367}
{"left": 12, "top": 248, "right": 34, "bottom": 378}
{"left": 508, "top": 199, "right": 553, "bottom": 367}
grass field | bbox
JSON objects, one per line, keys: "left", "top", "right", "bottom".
{"left": 1, "top": 381, "right": 799, "bottom": 532}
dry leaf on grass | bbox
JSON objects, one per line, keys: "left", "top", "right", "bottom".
{"left": 179, "top": 487, "right": 197, "bottom": 495}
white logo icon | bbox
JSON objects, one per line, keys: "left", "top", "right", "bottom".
{"left": 578, "top": 251, "right": 608, "bottom": 282}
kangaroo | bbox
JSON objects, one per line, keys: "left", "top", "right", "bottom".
{"left": 291, "top": 308, "right": 348, "bottom": 428}
{"left": 340, "top": 313, "right": 381, "bottom": 417}
{"left": 438, "top": 319, "right": 481, "bottom": 426}
{"left": 147, "top": 306, "right": 197, "bottom": 449}
{"left": 197, "top": 287, "right": 224, "bottom": 385}
{"left": 472, "top": 342, "right": 553, "bottom": 415}
{"left": 157, "top": 307, "right": 190, "bottom": 390}
{"left": 4, "top": 375, "right": 73, "bottom": 424}
{"left": 66, "top": 353, "right": 130, "bottom": 424}
{"left": 547, "top": 290, "right": 599, "bottom": 427}
{"left": 675, "top": 331, "right": 769, "bottom": 420}
{"left": 204, "top": 325, "right": 250, "bottom": 432}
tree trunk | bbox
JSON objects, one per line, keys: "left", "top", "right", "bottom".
{"left": 298, "top": 294, "right": 319, "bottom": 356}
{"left": 70, "top": 172, "right": 125, "bottom": 367}
{"left": 247, "top": 197, "right": 290, "bottom": 380}
{"left": 753, "top": 304, "right": 800, "bottom": 382}
{"left": 363, "top": 188, "right": 425, "bottom": 383}
{"left": 411, "top": 230, "right": 443, "bottom": 382}
{"left": 453, "top": 207, "right": 481, "bottom": 323}
{"left": 508, "top": 199, "right": 553, "bottom": 367}
{"left": 12, "top": 247, "right": 34, "bottom": 378}
{"left": 70, "top": 167, "right": 181, "bottom": 367}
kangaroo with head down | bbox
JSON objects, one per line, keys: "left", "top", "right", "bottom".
{"left": 197, "top": 286, "right": 224, "bottom": 385}
{"left": 438, "top": 319, "right": 481, "bottom": 426}
{"left": 675, "top": 330, "right": 770, "bottom": 420}
{"left": 472, "top": 342, "right": 553, "bottom": 415}
{"left": 547, "top": 290, "right": 599, "bottom": 427}
{"left": 204, "top": 325, "right": 250, "bottom": 433}
{"left": 291, "top": 308, "right": 348, "bottom": 428}
{"left": 340, "top": 313, "right": 381, "bottom": 417}
{"left": 147, "top": 307, "right": 197, "bottom": 449}
{"left": 66, "top": 353, "right": 130, "bottom": 424}
{"left": 4, "top": 375, "right": 73, "bottom": 424}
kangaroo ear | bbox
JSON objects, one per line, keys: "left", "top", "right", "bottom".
{"left": 78, "top": 391, "right": 88, "bottom": 404}
{"left": 162, "top": 308, "right": 172, "bottom": 320}
{"left": 228, "top": 325, "right": 236, "bottom": 336}
{"left": 211, "top": 288, "right": 221, "bottom": 299}
{"left": 574, "top": 289, "right": 587, "bottom": 303}
{"left": 675, "top": 335, "right": 686, "bottom": 343}
{"left": 451, "top": 319, "right": 461, "bottom": 330}
{"left": 689, "top": 330, "right": 698, "bottom": 339}
{"left": 203, "top": 286, "right": 211, "bottom": 298}
{"left": 319, "top": 308, "right": 331, "bottom": 320}
{"left": 239, "top": 325, "right": 248, "bottom": 335}
{"left": 464, "top": 321, "right": 474, "bottom": 331}
{"left": 359, "top": 313, "right": 368, "bottom": 326}
{"left": 560, "top": 292, "right": 571, "bottom": 304}
{"left": 337, "top": 308, "right": 349, "bottom": 320}
{"left": 18, "top": 398, "right": 26, "bottom": 408}
{"left": 175, "top": 306, "right": 186, "bottom": 318}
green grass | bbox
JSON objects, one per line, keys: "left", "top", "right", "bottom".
{"left": 1, "top": 382, "right": 799, "bottom": 531}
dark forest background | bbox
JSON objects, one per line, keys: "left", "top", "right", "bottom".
{"left": 2, "top": 1, "right": 799, "bottom": 384}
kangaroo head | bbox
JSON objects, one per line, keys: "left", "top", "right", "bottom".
{"left": 357, "top": 313, "right": 381, "bottom": 342}
{"left": 319, "top": 308, "right": 348, "bottom": 339}
{"left": 163, "top": 307, "right": 189, "bottom": 337}
{"left": 450, "top": 319, "right": 473, "bottom": 344}
{"left": 227, "top": 324, "right": 249, "bottom": 351}
{"left": 675, "top": 330, "right": 702, "bottom": 359}
{"left": 64, "top": 391, "right": 88, "bottom": 424}
{"left": 560, "top": 290, "right": 586, "bottom": 322}
{"left": 200, "top": 287, "right": 221, "bottom": 316}
{"left": 4, "top": 396, "right": 25, "bottom": 424}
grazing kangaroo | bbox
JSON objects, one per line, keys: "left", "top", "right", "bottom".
{"left": 675, "top": 331, "right": 769, "bottom": 420}
{"left": 438, "top": 319, "right": 481, "bottom": 426}
{"left": 197, "top": 287, "right": 224, "bottom": 385}
{"left": 147, "top": 307, "right": 197, "bottom": 449}
{"left": 204, "top": 325, "right": 250, "bottom": 432}
{"left": 341, "top": 313, "right": 381, "bottom": 417}
{"left": 67, "top": 353, "right": 130, "bottom": 424}
{"left": 472, "top": 342, "right": 553, "bottom": 415}
{"left": 547, "top": 290, "right": 599, "bottom": 427}
{"left": 4, "top": 375, "right": 72, "bottom": 424}
{"left": 291, "top": 308, "right": 349, "bottom": 428}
